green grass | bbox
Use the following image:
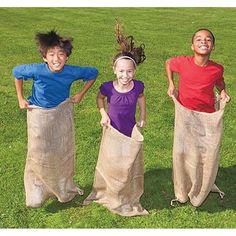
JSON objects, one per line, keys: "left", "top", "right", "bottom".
{"left": 0, "top": 7, "right": 236, "bottom": 228}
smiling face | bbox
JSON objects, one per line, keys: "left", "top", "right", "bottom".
{"left": 113, "top": 58, "right": 136, "bottom": 86}
{"left": 191, "top": 30, "right": 215, "bottom": 56}
{"left": 43, "top": 46, "right": 68, "bottom": 72}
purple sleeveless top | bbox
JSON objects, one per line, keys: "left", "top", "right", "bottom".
{"left": 100, "top": 80, "right": 144, "bottom": 137}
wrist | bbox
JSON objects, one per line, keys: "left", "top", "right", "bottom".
{"left": 99, "top": 108, "right": 107, "bottom": 115}
{"left": 18, "top": 96, "right": 25, "bottom": 101}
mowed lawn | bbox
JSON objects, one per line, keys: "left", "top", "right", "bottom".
{"left": 0, "top": 7, "right": 235, "bottom": 228}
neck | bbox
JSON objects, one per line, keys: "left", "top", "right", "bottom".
{"left": 194, "top": 54, "right": 210, "bottom": 67}
{"left": 114, "top": 80, "right": 134, "bottom": 93}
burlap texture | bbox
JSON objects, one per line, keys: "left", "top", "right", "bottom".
{"left": 25, "top": 99, "right": 83, "bottom": 207}
{"left": 83, "top": 125, "right": 148, "bottom": 216}
{"left": 171, "top": 94, "right": 226, "bottom": 207}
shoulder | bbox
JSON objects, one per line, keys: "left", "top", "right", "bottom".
{"left": 63, "top": 64, "right": 79, "bottom": 70}
{"left": 100, "top": 80, "right": 113, "bottom": 88}
{"left": 64, "top": 64, "right": 98, "bottom": 73}
{"left": 134, "top": 79, "right": 144, "bottom": 87}
{"left": 170, "top": 55, "right": 192, "bottom": 62}
{"left": 168, "top": 56, "right": 192, "bottom": 70}
{"left": 134, "top": 80, "right": 144, "bottom": 93}
{"left": 99, "top": 81, "right": 113, "bottom": 95}
{"left": 13, "top": 63, "right": 43, "bottom": 69}
{"left": 12, "top": 63, "right": 43, "bottom": 75}
{"left": 63, "top": 64, "right": 79, "bottom": 73}
{"left": 209, "top": 60, "right": 224, "bottom": 71}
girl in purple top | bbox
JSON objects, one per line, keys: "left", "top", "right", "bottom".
{"left": 97, "top": 22, "right": 146, "bottom": 137}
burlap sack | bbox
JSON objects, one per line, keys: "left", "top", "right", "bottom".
{"left": 25, "top": 99, "right": 83, "bottom": 207}
{"left": 83, "top": 125, "right": 148, "bottom": 217}
{"left": 171, "top": 94, "right": 226, "bottom": 207}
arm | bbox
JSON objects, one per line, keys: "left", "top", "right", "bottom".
{"left": 15, "top": 79, "right": 29, "bottom": 109}
{"left": 165, "top": 59, "right": 175, "bottom": 96}
{"left": 71, "top": 79, "right": 96, "bottom": 103}
{"left": 96, "top": 91, "right": 110, "bottom": 127}
{"left": 215, "top": 80, "right": 230, "bottom": 102}
{"left": 137, "top": 93, "right": 146, "bottom": 128}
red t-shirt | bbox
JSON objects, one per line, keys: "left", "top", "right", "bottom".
{"left": 169, "top": 56, "right": 224, "bottom": 113}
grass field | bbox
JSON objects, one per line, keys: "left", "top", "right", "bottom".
{"left": 0, "top": 7, "right": 236, "bottom": 229}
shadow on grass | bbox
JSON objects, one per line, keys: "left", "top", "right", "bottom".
{"left": 142, "top": 165, "right": 236, "bottom": 213}
{"left": 44, "top": 184, "right": 92, "bottom": 213}
{"left": 197, "top": 165, "right": 236, "bottom": 213}
{"left": 142, "top": 167, "right": 174, "bottom": 211}
{"left": 44, "top": 165, "right": 236, "bottom": 214}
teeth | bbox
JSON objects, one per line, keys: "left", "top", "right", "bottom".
{"left": 200, "top": 46, "right": 207, "bottom": 49}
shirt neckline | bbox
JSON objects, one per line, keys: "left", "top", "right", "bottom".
{"left": 112, "top": 80, "right": 136, "bottom": 95}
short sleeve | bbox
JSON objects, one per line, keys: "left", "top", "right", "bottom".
{"left": 99, "top": 82, "right": 109, "bottom": 96}
{"left": 72, "top": 66, "right": 98, "bottom": 82}
{"left": 139, "top": 81, "right": 144, "bottom": 94}
{"left": 12, "top": 64, "right": 36, "bottom": 80}
{"left": 81, "top": 67, "right": 98, "bottom": 81}
{"left": 169, "top": 56, "right": 186, "bottom": 73}
{"left": 135, "top": 80, "right": 144, "bottom": 95}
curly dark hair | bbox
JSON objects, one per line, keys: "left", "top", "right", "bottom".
{"left": 35, "top": 30, "right": 73, "bottom": 57}
{"left": 113, "top": 21, "right": 146, "bottom": 66}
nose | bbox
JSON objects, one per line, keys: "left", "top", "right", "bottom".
{"left": 123, "top": 71, "right": 129, "bottom": 77}
{"left": 53, "top": 54, "right": 59, "bottom": 61}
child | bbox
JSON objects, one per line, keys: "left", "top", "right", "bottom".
{"left": 83, "top": 21, "right": 148, "bottom": 216}
{"left": 166, "top": 28, "right": 230, "bottom": 111}
{"left": 13, "top": 30, "right": 98, "bottom": 207}
{"left": 166, "top": 28, "right": 230, "bottom": 207}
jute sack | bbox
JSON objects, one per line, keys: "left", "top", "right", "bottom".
{"left": 83, "top": 125, "right": 148, "bottom": 216}
{"left": 171, "top": 94, "right": 226, "bottom": 207}
{"left": 25, "top": 99, "right": 83, "bottom": 207}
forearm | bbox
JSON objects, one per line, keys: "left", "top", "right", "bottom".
{"left": 79, "top": 79, "right": 96, "bottom": 97}
{"left": 15, "top": 79, "right": 24, "bottom": 100}
{"left": 165, "top": 60, "right": 175, "bottom": 86}
{"left": 217, "top": 82, "right": 230, "bottom": 102}
{"left": 97, "top": 92, "right": 110, "bottom": 126}
{"left": 96, "top": 93, "right": 106, "bottom": 114}
{"left": 72, "top": 79, "right": 96, "bottom": 103}
{"left": 15, "top": 79, "right": 29, "bottom": 108}
{"left": 138, "top": 95, "right": 146, "bottom": 121}
{"left": 216, "top": 80, "right": 226, "bottom": 92}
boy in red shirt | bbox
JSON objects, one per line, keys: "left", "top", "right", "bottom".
{"left": 166, "top": 28, "right": 230, "bottom": 112}
{"left": 165, "top": 28, "right": 230, "bottom": 207}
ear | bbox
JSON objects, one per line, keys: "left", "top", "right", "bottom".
{"left": 191, "top": 44, "right": 194, "bottom": 51}
{"left": 43, "top": 57, "right": 47, "bottom": 63}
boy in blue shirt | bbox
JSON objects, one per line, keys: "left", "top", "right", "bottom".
{"left": 13, "top": 30, "right": 98, "bottom": 207}
{"left": 13, "top": 30, "right": 98, "bottom": 108}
